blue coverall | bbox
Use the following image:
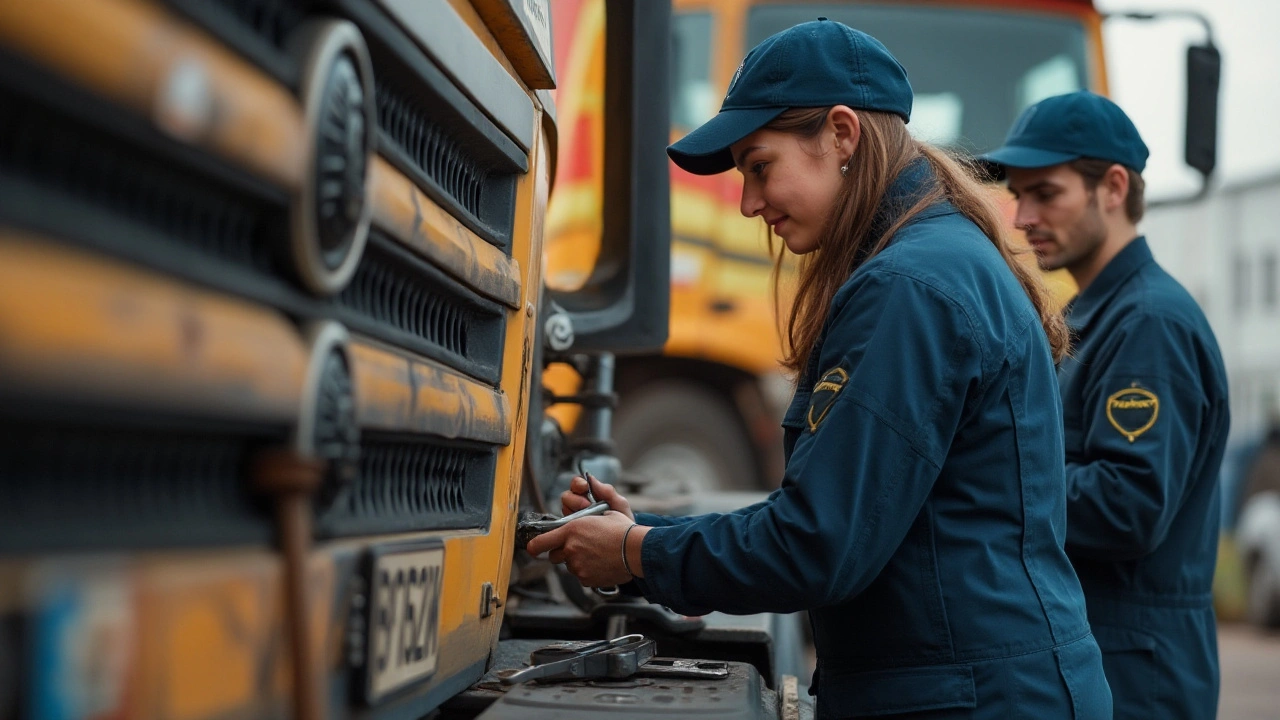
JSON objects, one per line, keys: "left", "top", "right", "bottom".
{"left": 630, "top": 163, "right": 1112, "bottom": 719}
{"left": 1059, "top": 237, "right": 1230, "bottom": 720}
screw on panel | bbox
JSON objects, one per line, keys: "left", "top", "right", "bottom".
{"left": 480, "top": 582, "right": 502, "bottom": 618}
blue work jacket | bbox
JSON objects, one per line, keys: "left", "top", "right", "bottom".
{"left": 631, "top": 163, "right": 1111, "bottom": 719}
{"left": 1059, "top": 237, "right": 1229, "bottom": 720}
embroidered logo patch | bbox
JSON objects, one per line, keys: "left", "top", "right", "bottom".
{"left": 1106, "top": 385, "right": 1159, "bottom": 443}
{"left": 807, "top": 366, "right": 849, "bottom": 432}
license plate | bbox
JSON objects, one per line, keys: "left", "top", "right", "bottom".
{"left": 366, "top": 543, "right": 444, "bottom": 702}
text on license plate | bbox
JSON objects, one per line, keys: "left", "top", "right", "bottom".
{"left": 367, "top": 545, "right": 444, "bottom": 702}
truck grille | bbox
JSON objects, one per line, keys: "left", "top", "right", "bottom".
{"left": 0, "top": 86, "right": 279, "bottom": 276}
{"left": 0, "top": 0, "right": 517, "bottom": 549}
{"left": 317, "top": 436, "right": 495, "bottom": 536}
{"left": 0, "top": 78, "right": 506, "bottom": 385}
{"left": 164, "top": 0, "right": 522, "bottom": 250}
{"left": 0, "top": 421, "right": 277, "bottom": 552}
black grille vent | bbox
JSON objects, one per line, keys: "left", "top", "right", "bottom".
{"left": 334, "top": 236, "right": 506, "bottom": 383}
{"left": 162, "top": 0, "right": 522, "bottom": 248}
{"left": 0, "top": 423, "right": 275, "bottom": 552}
{"left": 341, "top": 249, "right": 469, "bottom": 358}
{"left": 317, "top": 437, "right": 495, "bottom": 536}
{"left": 0, "top": 88, "right": 279, "bottom": 275}
{"left": 359, "top": 443, "right": 468, "bottom": 515}
{"left": 376, "top": 80, "right": 487, "bottom": 220}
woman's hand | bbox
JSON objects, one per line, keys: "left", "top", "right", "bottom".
{"left": 562, "top": 474, "right": 634, "bottom": 522}
{"left": 526, "top": 511, "right": 640, "bottom": 588}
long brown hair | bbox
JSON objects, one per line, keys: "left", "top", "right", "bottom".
{"left": 766, "top": 108, "right": 1070, "bottom": 374}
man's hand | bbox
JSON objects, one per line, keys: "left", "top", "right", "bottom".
{"left": 526, "top": 511, "right": 638, "bottom": 588}
{"left": 563, "top": 474, "right": 634, "bottom": 521}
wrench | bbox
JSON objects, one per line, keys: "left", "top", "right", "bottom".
{"left": 514, "top": 466, "right": 619, "bottom": 595}
{"left": 516, "top": 500, "right": 610, "bottom": 547}
{"left": 497, "top": 634, "right": 653, "bottom": 684}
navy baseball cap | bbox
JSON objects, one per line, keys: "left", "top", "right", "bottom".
{"left": 980, "top": 91, "right": 1149, "bottom": 174}
{"left": 667, "top": 18, "right": 913, "bottom": 176}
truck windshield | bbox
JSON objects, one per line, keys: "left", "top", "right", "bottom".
{"left": 745, "top": 4, "right": 1090, "bottom": 154}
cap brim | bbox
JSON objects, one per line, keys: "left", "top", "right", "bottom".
{"left": 977, "top": 145, "right": 1080, "bottom": 172}
{"left": 667, "top": 107, "right": 787, "bottom": 175}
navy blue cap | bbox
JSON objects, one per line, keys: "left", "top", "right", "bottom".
{"left": 667, "top": 19, "right": 913, "bottom": 176}
{"left": 980, "top": 91, "right": 1149, "bottom": 173}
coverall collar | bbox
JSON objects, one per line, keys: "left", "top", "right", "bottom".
{"left": 1066, "top": 236, "right": 1154, "bottom": 333}
{"left": 866, "top": 158, "right": 953, "bottom": 248}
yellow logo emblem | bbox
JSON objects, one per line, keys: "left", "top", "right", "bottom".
{"left": 807, "top": 367, "right": 849, "bottom": 432}
{"left": 1106, "top": 386, "right": 1159, "bottom": 443}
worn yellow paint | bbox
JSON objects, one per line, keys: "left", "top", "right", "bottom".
{"left": 370, "top": 156, "right": 522, "bottom": 309}
{"left": 0, "top": 233, "right": 307, "bottom": 422}
{"left": 0, "top": 550, "right": 334, "bottom": 720}
{"left": 349, "top": 338, "right": 512, "bottom": 445}
{"left": 487, "top": 83, "right": 550, "bottom": 623}
{"left": 140, "top": 555, "right": 281, "bottom": 718}
{"left": 137, "top": 551, "right": 333, "bottom": 720}
{"left": 0, "top": 0, "right": 305, "bottom": 191}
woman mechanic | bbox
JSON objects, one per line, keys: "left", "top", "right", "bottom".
{"left": 528, "top": 19, "right": 1111, "bottom": 719}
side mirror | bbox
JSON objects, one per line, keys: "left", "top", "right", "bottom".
{"left": 547, "top": 0, "right": 672, "bottom": 354}
{"left": 1109, "top": 10, "right": 1221, "bottom": 206}
{"left": 1184, "top": 42, "right": 1220, "bottom": 178}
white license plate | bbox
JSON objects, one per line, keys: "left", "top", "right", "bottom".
{"left": 366, "top": 544, "right": 444, "bottom": 702}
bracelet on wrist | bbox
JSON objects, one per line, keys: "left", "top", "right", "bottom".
{"left": 621, "top": 523, "right": 638, "bottom": 577}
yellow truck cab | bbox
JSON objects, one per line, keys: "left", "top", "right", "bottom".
{"left": 0, "top": 1, "right": 807, "bottom": 718}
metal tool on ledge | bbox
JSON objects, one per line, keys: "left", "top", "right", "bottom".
{"left": 497, "top": 634, "right": 730, "bottom": 685}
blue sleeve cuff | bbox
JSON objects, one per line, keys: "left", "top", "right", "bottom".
{"left": 633, "top": 511, "right": 674, "bottom": 527}
{"left": 637, "top": 525, "right": 674, "bottom": 607}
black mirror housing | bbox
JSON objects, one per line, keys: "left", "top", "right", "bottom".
{"left": 1185, "top": 43, "right": 1221, "bottom": 178}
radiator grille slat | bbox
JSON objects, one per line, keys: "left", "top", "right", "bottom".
{"left": 0, "top": 89, "right": 278, "bottom": 274}
{"left": 317, "top": 437, "right": 494, "bottom": 536}
{"left": 0, "top": 423, "right": 275, "bottom": 552}
{"left": 335, "top": 236, "right": 504, "bottom": 382}
{"left": 376, "top": 80, "right": 487, "bottom": 221}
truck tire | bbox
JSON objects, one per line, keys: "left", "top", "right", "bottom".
{"left": 614, "top": 381, "right": 759, "bottom": 495}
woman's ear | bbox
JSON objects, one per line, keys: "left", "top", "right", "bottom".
{"left": 828, "top": 105, "right": 862, "bottom": 161}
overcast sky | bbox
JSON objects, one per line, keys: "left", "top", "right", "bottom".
{"left": 1095, "top": 0, "right": 1280, "bottom": 197}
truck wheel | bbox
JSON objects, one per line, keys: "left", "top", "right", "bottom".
{"left": 614, "top": 381, "right": 758, "bottom": 495}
